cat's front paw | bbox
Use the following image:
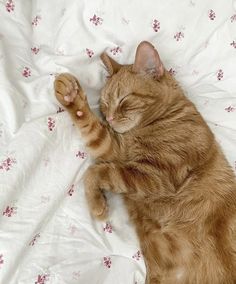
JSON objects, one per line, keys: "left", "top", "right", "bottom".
{"left": 90, "top": 193, "right": 108, "bottom": 221}
{"left": 84, "top": 167, "right": 109, "bottom": 221}
{"left": 54, "top": 73, "right": 87, "bottom": 114}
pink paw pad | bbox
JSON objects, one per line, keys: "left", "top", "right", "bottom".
{"left": 76, "top": 111, "right": 83, "bottom": 117}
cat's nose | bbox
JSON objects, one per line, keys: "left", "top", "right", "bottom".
{"left": 106, "top": 116, "right": 114, "bottom": 123}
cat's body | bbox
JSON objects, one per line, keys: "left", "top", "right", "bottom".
{"left": 54, "top": 42, "right": 236, "bottom": 284}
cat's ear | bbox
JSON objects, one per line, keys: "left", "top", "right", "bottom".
{"left": 100, "top": 52, "right": 122, "bottom": 76}
{"left": 132, "top": 41, "right": 164, "bottom": 79}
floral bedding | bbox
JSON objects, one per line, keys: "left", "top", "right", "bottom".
{"left": 0, "top": 0, "right": 236, "bottom": 283}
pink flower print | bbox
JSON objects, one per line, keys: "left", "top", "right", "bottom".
{"left": 132, "top": 250, "right": 141, "bottom": 261}
{"left": 55, "top": 47, "right": 65, "bottom": 56}
{"left": 69, "top": 224, "right": 78, "bottom": 235}
{"left": 41, "top": 195, "right": 50, "bottom": 204}
{"left": 47, "top": 117, "right": 56, "bottom": 131}
{"left": 86, "top": 48, "right": 94, "bottom": 58}
{"left": 67, "top": 184, "right": 75, "bottom": 196}
{"left": 168, "top": 68, "right": 176, "bottom": 76}
{"left": 230, "top": 14, "right": 236, "bottom": 23}
{"left": 217, "top": 69, "right": 223, "bottom": 81}
{"left": 192, "top": 70, "right": 199, "bottom": 76}
{"left": 43, "top": 157, "right": 50, "bottom": 167}
{"left": 152, "top": 19, "right": 160, "bottom": 33}
{"left": 22, "top": 67, "right": 31, "bottom": 78}
{"left": 224, "top": 106, "right": 235, "bottom": 113}
{"left": 3, "top": 205, "right": 17, "bottom": 217}
{"left": 35, "top": 274, "right": 49, "bottom": 284}
{"left": 189, "top": 0, "right": 195, "bottom": 7}
{"left": 230, "top": 41, "right": 236, "bottom": 49}
{"left": 90, "top": 14, "right": 103, "bottom": 26}
{"left": 103, "top": 256, "right": 112, "bottom": 268}
{"left": 0, "top": 254, "right": 4, "bottom": 269}
{"left": 174, "top": 32, "right": 184, "bottom": 41}
{"left": 110, "top": 47, "right": 122, "bottom": 56}
{"left": 204, "top": 99, "right": 209, "bottom": 106}
{"left": 6, "top": 0, "right": 15, "bottom": 12}
{"left": 208, "top": 9, "right": 216, "bottom": 21}
{"left": 32, "top": 15, "right": 42, "bottom": 26}
{"left": 29, "top": 233, "right": 40, "bottom": 246}
{"left": 103, "top": 221, "right": 113, "bottom": 233}
{"left": 57, "top": 106, "right": 64, "bottom": 113}
{"left": 0, "top": 157, "right": 17, "bottom": 171}
{"left": 76, "top": 150, "right": 87, "bottom": 159}
{"left": 72, "top": 271, "right": 80, "bottom": 280}
{"left": 31, "top": 47, "right": 40, "bottom": 54}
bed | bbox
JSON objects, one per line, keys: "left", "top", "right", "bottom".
{"left": 0, "top": 0, "right": 236, "bottom": 283}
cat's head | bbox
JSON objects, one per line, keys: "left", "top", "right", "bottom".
{"left": 100, "top": 41, "right": 174, "bottom": 133}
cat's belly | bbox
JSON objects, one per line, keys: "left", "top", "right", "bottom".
{"left": 122, "top": 195, "right": 236, "bottom": 284}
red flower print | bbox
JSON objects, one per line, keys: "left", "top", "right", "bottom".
{"left": 208, "top": 9, "right": 216, "bottom": 21}
{"left": 6, "top": 0, "right": 14, "bottom": 12}
{"left": 31, "top": 47, "right": 40, "bottom": 54}
{"left": 35, "top": 274, "right": 49, "bottom": 284}
{"left": 0, "top": 254, "right": 4, "bottom": 269}
{"left": 0, "top": 157, "right": 17, "bottom": 171}
{"left": 76, "top": 150, "right": 87, "bottom": 159}
{"left": 110, "top": 47, "right": 122, "bottom": 56}
{"left": 32, "top": 15, "right": 42, "bottom": 26}
{"left": 168, "top": 68, "right": 176, "bottom": 76}
{"left": 174, "top": 32, "right": 184, "bottom": 41}
{"left": 2, "top": 205, "right": 17, "bottom": 217}
{"left": 67, "top": 184, "right": 75, "bottom": 196}
{"left": 86, "top": 48, "right": 94, "bottom": 58}
{"left": 103, "top": 221, "right": 113, "bottom": 233}
{"left": 90, "top": 14, "right": 103, "bottom": 26}
{"left": 230, "top": 14, "right": 236, "bottom": 23}
{"left": 22, "top": 67, "right": 31, "bottom": 78}
{"left": 57, "top": 106, "right": 64, "bottom": 113}
{"left": 217, "top": 69, "right": 223, "bottom": 81}
{"left": 132, "top": 250, "right": 142, "bottom": 261}
{"left": 224, "top": 106, "right": 235, "bottom": 113}
{"left": 152, "top": 19, "right": 160, "bottom": 32}
{"left": 47, "top": 117, "right": 56, "bottom": 131}
{"left": 29, "top": 233, "right": 40, "bottom": 246}
{"left": 230, "top": 41, "right": 236, "bottom": 49}
{"left": 103, "top": 256, "right": 112, "bottom": 268}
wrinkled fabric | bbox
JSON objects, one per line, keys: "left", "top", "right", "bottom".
{"left": 0, "top": 0, "right": 236, "bottom": 283}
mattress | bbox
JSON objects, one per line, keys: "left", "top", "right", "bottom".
{"left": 0, "top": 0, "right": 236, "bottom": 283}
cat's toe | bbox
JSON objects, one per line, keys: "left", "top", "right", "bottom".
{"left": 54, "top": 73, "right": 82, "bottom": 106}
{"left": 91, "top": 197, "right": 108, "bottom": 221}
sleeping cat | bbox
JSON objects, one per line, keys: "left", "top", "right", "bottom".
{"left": 54, "top": 41, "right": 236, "bottom": 284}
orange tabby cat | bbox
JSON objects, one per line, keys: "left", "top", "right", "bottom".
{"left": 54, "top": 41, "right": 236, "bottom": 284}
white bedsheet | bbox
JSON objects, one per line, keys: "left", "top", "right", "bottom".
{"left": 0, "top": 0, "right": 236, "bottom": 283}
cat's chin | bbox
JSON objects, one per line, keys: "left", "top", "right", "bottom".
{"left": 110, "top": 116, "right": 141, "bottom": 133}
{"left": 110, "top": 122, "right": 136, "bottom": 133}
{"left": 110, "top": 125, "right": 128, "bottom": 134}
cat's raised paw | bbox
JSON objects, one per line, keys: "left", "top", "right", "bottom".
{"left": 54, "top": 73, "right": 86, "bottom": 109}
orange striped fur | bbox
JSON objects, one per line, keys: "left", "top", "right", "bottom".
{"left": 54, "top": 42, "right": 236, "bottom": 284}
